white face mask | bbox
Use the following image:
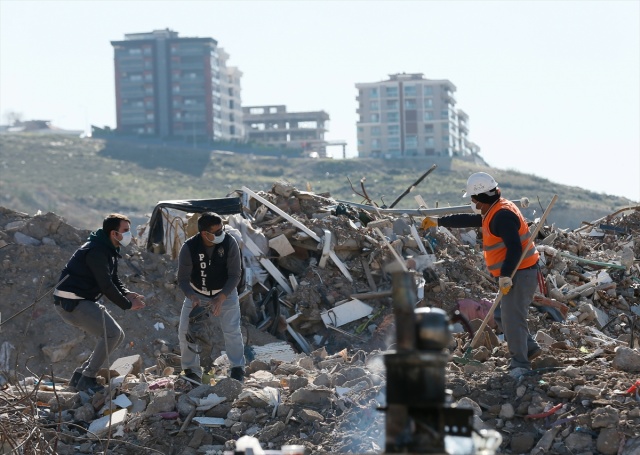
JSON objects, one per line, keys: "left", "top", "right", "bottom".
{"left": 118, "top": 231, "right": 132, "bottom": 247}
{"left": 212, "top": 231, "right": 225, "bottom": 244}
{"left": 205, "top": 229, "right": 226, "bottom": 244}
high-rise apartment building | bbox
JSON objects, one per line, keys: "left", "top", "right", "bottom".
{"left": 110, "top": 29, "right": 244, "bottom": 142}
{"left": 218, "top": 48, "right": 244, "bottom": 140}
{"left": 355, "top": 73, "right": 480, "bottom": 158}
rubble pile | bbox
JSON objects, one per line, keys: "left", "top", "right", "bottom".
{"left": 0, "top": 182, "right": 639, "bottom": 454}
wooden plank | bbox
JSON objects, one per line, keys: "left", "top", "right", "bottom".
{"left": 350, "top": 290, "right": 392, "bottom": 300}
{"left": 410, "top": 224, "right": 429, "bottom": 255}
{"left": 360, "top": 258, "right": 377, "bottom": 292}
{"left": 373, "top": 227, "right": 408, "bottom": 272}
{"left": 318, "top": 229, "right": 331, "bottom": 269}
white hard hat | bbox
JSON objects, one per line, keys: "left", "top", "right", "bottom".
{"left": 463, "top": 172, "right": 498, "bottom": 197}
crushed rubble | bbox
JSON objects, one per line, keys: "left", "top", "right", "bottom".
{"left": 0, "top": 181, "right": 639, "bottom": 454}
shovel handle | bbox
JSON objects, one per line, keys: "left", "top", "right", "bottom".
{"left": 469, "top": 195, "right": 558, "bottom": 349}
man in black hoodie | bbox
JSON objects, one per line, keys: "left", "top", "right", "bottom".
{"left": 54, "top": 213, "right": 146, "bottom": 391}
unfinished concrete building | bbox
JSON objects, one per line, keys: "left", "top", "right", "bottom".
{"left": 242, "top": 105, "right": 329, "bottom": 157}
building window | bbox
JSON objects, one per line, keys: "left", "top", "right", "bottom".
{"left": 404, "top": 99, "right": 417, "bottom": 109}
{"left": 424, "top": 86, "right": 433, "bottom": 95}
{"left": 370, "top": 113, "right": 379, "bottom": 122}
{"left": 388, "top": 137, "right": 400, "bottom": 147}
{"left": 129, "top": 48, "right": 142, "bottom": 55}
{"left": 388, "top": 124, "right": 399, "bottom": 136}
{"left": 385, "top": 86, "right": 398, "bottom": 97}
{"left": 424, "top": 111, "right": 434, "bottom": 121}
{"left": 387, "top": 112, "right": 399, "bottom": 122}
{"left": 425, "top": 148, "right": 436, "bottom": 155}
{"left": 405, "top": 136, "right": 417, "bottom": 148}
{"left": 424, "top": 98, "right": 433, "bottom": 108}
{"left": 425, "top": 137, "right": 434, "bottom": 147}
{"left": 370, "top": 88, "right": 379, "bottom": 98}
{"left": 370, "top": 100, "right": 379, "bottom": 110}
{"left": 386, "top": 100, "right": 398, "bottom": 109}
{"left": 372, "top": 139, "right": 380, "bottom": 148}
{"left": 424, "top": 124, "right": 434, "bottom": 133}
{"left": 406, "top": 149, "right": 418, "bottom": 156}
{"left": 441, "top": 110, "right": 449, "bottom": 119}
{"left": 372, "top": 126, "right": 381, "bottom": 136}
{"left": 404, "top": 85, "right": 416, "bottom": 96}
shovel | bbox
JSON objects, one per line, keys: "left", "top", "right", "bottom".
{"left": 452, "top": 195, "right": 558, "bottom": 365}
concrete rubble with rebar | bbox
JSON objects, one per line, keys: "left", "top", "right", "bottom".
{"left": 0, "top": 181, "right": 639, "bottom": 454}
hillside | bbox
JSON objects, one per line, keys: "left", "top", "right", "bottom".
{"left": 0, "top": 133, "right": 635, "bottom": 231}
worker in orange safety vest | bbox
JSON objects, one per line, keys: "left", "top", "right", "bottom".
{"left": 421, "top": 172, "right": 542, "bottom": 378}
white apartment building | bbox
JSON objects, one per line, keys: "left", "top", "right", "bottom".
{"left": 355, "top": 73, "right": 480, "bottom": 158}
{"left": 218, "top": 48, "right": 245, "bottom": 141}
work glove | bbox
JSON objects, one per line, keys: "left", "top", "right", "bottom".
{"left": 421, "top": 217, "right": 438, "bottom": 230}
{"left": 498, "top": 276, "right": 513, "bottom": 295}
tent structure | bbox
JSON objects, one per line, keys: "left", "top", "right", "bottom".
{"left": 145, "top": 197, "right": 243, "bottom": 254}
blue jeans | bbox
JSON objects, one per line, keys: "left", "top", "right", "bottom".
{"left": 54, "top": 300, "right": 124, "bottom": 378}
{"left": 178, "top": 289, "right": 245, "bottom": 376}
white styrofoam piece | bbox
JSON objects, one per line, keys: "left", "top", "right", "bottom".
{"left": 320, "top": 299, "right": 373, "bottom": 328}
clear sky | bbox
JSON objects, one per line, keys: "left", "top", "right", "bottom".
{"left": 1, "top": 0, "right": 639, "bottom": 201}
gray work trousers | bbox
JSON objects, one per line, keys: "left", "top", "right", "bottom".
{"left": 178, "top": 289, "right": 245, "bottom": 377}
{"left": 493, "top": 266, "right": 540, "bottom": 370}
{"left": 54, "top": 300, "right": 125, "bottom": 378}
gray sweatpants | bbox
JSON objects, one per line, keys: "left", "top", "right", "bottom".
{"left": 54, "top": 300, "right": 125, "bottom": 378}
{"left": 493, "top": 267, "right": 540, "bottom": 370}
{"left": 178, "top": 289, "right": 245, "bottom": 377}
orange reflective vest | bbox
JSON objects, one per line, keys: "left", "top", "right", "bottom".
{"left": 482, "top": 198, "right": 539, "bottom": 277}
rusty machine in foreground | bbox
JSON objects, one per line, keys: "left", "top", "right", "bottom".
{"left": 383, "top": 271, "right": 488, "bottom": 454}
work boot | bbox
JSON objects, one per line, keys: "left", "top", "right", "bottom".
{"left": 528, "top": 346, "right": 542, "bottom": 361}
{"left": 69, "top": 371, "right": 82, "bottom": 389}
{"left": 75, "top": 374, "right": 104, "bottom": 393}
{"left": 181, "top": 369, "right": 202, "bottom": 385}
{"left": 230, "top": 367, "right": 245, "bottom": 383}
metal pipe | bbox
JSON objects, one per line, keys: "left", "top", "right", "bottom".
{"left": 335, "top": 198, "right": 530, "bottom": 217}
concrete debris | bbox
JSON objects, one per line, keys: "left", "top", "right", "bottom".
{"left": 0, "top": 187, "right": 639, "bottom": 454}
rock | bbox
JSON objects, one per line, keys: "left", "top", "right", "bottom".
{"left": 612, "top": 347, "right": 640, "bottom": 372}
{"left": 290, "top": 387, "right": 333, "bottom": 405}
{"left": 565, "top": 432, "right": 594, "bottom": 452}
{"left": 596, "top": 428, "right": 620, "bottom": 455}
{"left": 145, "top": 390, "right": 176, "bottom": 416}
{"left": 41, "top": 336, "right": 84, "bottom": 363}
{"left": 299, "top": 408, "right": 324, "bottom": 423}
{"left": 14, "top": 231, "right": 40, "bottom": 245}
{"left": 510, "top": 432, "right": 535, "bottom": 453}
{"left": 499, "top": 403, "right": 515, "bottom": 419}
{"left": 592, "top": 405, "right": 620, "bottom": 429}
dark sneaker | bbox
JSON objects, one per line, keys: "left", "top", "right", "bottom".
{"left": 528, "top": 347, "right": 542, "bottom": 361}
{"left": 69, "top": 371, "right": 82, "bottom": 388}
{"left": 181, "top": 369, "right": 202, "bottom": 385}
{"left": 230, "top": 367, "right": 245, "bottom": 383}
{"left": 76, "top": 375, "right": 104, "bottom": 393}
